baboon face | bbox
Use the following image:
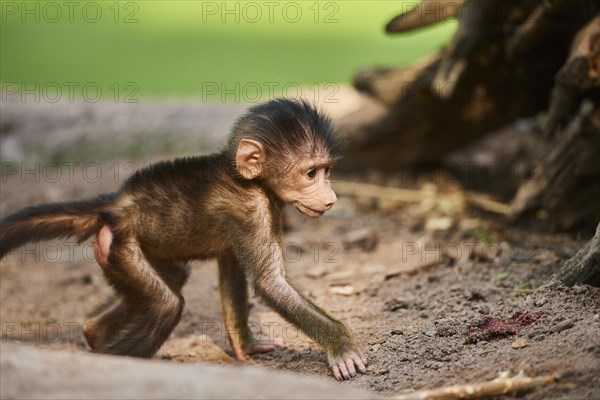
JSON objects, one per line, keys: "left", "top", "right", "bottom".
{"left": 235, "top": 139, "right": 337, "bottom": 218}
{"left": 231, "top": 99, "right": 340, "bottom": 218}
{"left": 271, "top": 156, "right": 337, "bottom": 218}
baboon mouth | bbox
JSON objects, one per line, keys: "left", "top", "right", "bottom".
{"left": 296, "top": 203, "right": 326, "bottom": 218}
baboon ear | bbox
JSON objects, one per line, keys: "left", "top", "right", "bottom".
{"left": 236, "top": 139, "right": 266, "bottom": 179}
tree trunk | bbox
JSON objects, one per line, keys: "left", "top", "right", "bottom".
{"left": 508, "top": 15, "right": 600, "bottom": 229}
{"left": 336, "top": 0, "right": 600, "bottom": 231}
{"left": 558, "top": 222, "right": 600, "bottom": 287}
{"left": 508, "top": 101, "right": 600, "bottom": 229}
{"left": 336, "top": 0, "right": 598, "bottom": 171}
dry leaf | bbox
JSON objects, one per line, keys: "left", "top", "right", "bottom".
{"left": 329, "top": 285, "right": 356, "bottom": 296}
{"left": 511, "top": 338, "right": 528, "bottom": 349}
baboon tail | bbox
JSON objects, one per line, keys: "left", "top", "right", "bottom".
{"left": 0, "top": 194, "right": 114, "bottom": 259}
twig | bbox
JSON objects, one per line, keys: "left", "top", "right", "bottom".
{"left": 394, "top": 371, "right": 558, "bottom": 400}
{"left": 466, "top": 193, "right": 510, "bottom": 215}
{"left": 333, "top": 181, "right": 510, "bottom": 215}
{"left": 333, "top": 181, "right": 425, "bottom": 202}
{"left": 385, "top": 260, "right": 440, "bottom": 279}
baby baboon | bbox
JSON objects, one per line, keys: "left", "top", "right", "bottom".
{"left": 0, "top": 98, "right": 367, "bottom": 380}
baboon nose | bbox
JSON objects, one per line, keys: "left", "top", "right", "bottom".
{"left": 325, "top": 191, "right": 337, "bottom": 209}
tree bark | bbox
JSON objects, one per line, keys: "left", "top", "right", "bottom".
{"left": 336, "top": 0, "right": 598, "bottom": 171}
{"left": 508, "top": 15, "right": 600, "bottom": 229}
{"left": 558, "top": 222, "right": 600, "bottom": 287}
{"left": 336, "top": 0, "right": 600, "bottom": 231}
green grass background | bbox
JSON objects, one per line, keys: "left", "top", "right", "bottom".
{"left": 1, "top": 1, "right": 456, "bottom": 100}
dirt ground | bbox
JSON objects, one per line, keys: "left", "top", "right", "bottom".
{"left": 1, "top": 103, "right": 599, "bottom": 399}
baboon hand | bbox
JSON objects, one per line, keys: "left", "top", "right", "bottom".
{"left": 328, "top": 348, "right": 368, "bottom": 381}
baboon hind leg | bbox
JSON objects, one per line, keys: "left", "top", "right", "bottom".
{"left": 86, "top": 229, "right": 188, "bottom": 357}
{"left": 84, "top": 300, "right": 127, "bottom": 352}
{"left": 85, "top": 260, "right": 190, "bottom": 354}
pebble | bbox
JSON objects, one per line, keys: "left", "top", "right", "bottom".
{"left": 305, "top": 266, "right": 327, "bottom": 279}
{"left": 329, "top": 285, "right": 356, "bottom": 296}
{"left": 341, "top": 228, "right": 378, "bottom": 252}
{"left": 391, "top": 329, "right": 403, "bottom": 336}
{"left": 464, "top": 288, "right": 486, "bottom": 301}
{"left": 371, "top": 368, "right": 389, "bottom": 376}
{"left": 385, "top": 298, "right": 412, "bottom": 311}
{"left": 527, "top": 331, "right": 538, "bottom": 339}
{"left": 425, "top": 217, "right": 453, "bottom": 232}
{"left": 449, "top": 284, "right": 463, "bottom": 292}
{"left": 573, "top": 285, "right": 588, "bottom": 295}
{"left": 549, "top": 319, "right": 574, "bottom": 333}
{"left": 511, "top": 338, "right": 528, "bottom": 349}
{"left": 427, "top": 362, "right": 443, "bottom": 370}
{"left": 593, "top": 314, "right": 599, "bottom": 322}
{"left": 81, "top": 274, "right": 100, "bottom": 286}
{"left": 534, "top": 297, "right": 547, "bottom": 307}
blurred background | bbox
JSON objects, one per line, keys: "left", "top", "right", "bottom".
{"left": 1, "top": 1, "right": 454, "bottom": 99}
{"left": 1, "top": 2, "right": 600, "bottom": 398}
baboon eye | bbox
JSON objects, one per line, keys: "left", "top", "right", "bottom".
{"left": 307, "top": 169, "right": 317, "bottom": 179}
{"left": 324, "top": 166, "right": 331, "bottom": 175}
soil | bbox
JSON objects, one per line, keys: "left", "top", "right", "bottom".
{"left": 1, "top": 102, "right": 599, "bottom": 399}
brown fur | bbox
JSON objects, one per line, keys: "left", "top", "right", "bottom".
{"left": 0, "top": 99, "right": 366, "bottom": 380}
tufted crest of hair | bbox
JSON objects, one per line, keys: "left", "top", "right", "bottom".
{"left": 227, "top": 98, "right": 341, "bottom": 174}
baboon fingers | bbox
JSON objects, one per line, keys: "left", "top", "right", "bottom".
{"left": 329, "top": 350, "right": 368, "bottom": 380}
{"left": 232, "top": 343, "right": 250, "bottom": 362}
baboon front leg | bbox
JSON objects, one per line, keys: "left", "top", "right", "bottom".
{"left": 218, "top": 252, "right": 284, "bottom": 361}
{"left": 252, "top": 273, "right": 367, "bottom": 380}
{"left": 236, "top": 239, "right": 367, "bottom": 380}
{"left": 86, "top": 226, "right": 185, "bottom": 357}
